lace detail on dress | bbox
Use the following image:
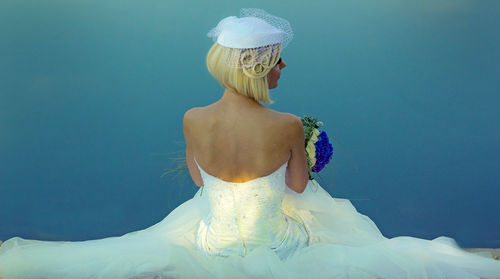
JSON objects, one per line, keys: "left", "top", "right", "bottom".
{"left": 193, "top": 158, "right": 309, "bottom": 259}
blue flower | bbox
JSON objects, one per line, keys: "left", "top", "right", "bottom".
{"left": 312, "top": 131, "right": 333, "bottom": 173}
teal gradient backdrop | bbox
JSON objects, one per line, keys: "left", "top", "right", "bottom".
{"left": 1, "top": 0, "right": 499, "bottom": 248}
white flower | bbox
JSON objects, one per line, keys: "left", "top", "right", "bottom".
{"left": 310, "top": 128, "right": 320, "bottom": 143}
{"left": 306, "top": 128, "right": 320, "bottom": 168}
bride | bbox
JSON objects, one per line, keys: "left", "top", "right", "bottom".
{"left": 1, "top": 8, "right": 499, "bottom": 279}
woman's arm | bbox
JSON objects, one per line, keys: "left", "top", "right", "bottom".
{"left": 285, "top": 115, "right": 309, "bottom": 193}
{"left": 183, "top": 109, "right": 204, "bottom": 187}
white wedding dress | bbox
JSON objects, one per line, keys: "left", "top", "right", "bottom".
{"left": 1, "top": 158, "right": 499, "bottom": 279}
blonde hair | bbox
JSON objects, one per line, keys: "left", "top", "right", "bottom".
{"left": 206, "top": 42, "right": 282, "bottom": 104}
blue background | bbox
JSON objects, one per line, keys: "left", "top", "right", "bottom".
{"left": 1, "top": 0, "right": 499, "bottom": 248}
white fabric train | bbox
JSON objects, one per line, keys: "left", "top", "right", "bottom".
{"left": 1, "top": 159, "right": 499, "bottom": 278}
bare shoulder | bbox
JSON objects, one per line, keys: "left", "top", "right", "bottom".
{"left": 282, "top": 112, "right": 302, "bottom": 126}
{"left": 183, "top": 107, "right": 202, "bottom": 119}
{"left": 183, "top": 107, "right": 205, "bottom": 137}
{"left": 183, "top": 107, "right": 204, "bottom": 126}
{"left": 266, "top": 110, "right": 303, "bottom": 133}
{"left": 263, "top": 107, "right": 299, "bottom": 122}
{"left": 184, "top": 103, "right": 218, "bottom": 120}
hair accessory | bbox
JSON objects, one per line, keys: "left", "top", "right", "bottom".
{"left": 207, "top": 8, "right": 293, "bottom": 69}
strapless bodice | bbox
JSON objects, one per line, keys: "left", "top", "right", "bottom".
{"left": 194, "top": 159, "right": 309, "bottom": 259}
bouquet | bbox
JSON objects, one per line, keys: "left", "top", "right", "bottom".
{"left": 301, "top": 116, "right": 334, "bottom": 180}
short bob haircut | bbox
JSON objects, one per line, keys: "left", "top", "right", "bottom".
{"left": 206, "top": 42, "right": 282, "bottom": 104}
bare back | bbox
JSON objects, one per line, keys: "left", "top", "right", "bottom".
{"left": 183, "top": 93, "right": 308, "bottom": 192}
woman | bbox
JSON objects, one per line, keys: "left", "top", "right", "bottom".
{"left": 184, "top": 35, "right": 311, "bottom": 259}
{"left": 1, "top": 8, "right": 499, "bottom": 279}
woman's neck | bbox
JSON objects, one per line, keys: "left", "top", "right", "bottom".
{"left": 218, "top": 88, "right": 264, "bottom": 108}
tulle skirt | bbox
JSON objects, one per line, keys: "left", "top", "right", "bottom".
{"left": 1, "top": 180, "right": 499, "bottom": 279}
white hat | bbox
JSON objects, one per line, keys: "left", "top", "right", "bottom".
{"left": 213, "top": 16, "right": 283, "bottom": 49}
{"left": 207, "top": 8, "right": 293, "bottom": 69}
